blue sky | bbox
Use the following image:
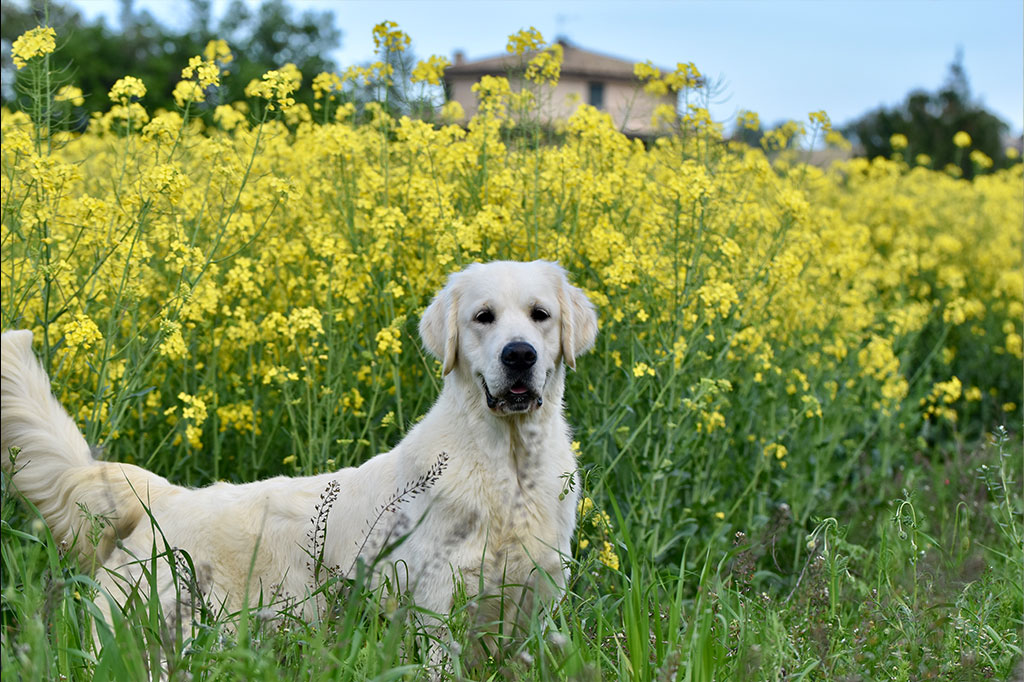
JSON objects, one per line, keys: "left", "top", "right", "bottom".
{"left": 68, "top": 0, "right": 1024, "bottom": 134}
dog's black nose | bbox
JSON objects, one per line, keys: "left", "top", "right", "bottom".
{"left": 501, "top": 342, "right": 537, "bottom": 371}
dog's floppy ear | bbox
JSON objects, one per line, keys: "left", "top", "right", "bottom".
{"left": 419, "top": 272, "right": 462, "bottom": 376}
{"left": 556, "top": 266, "right": 598, "bottom": 370}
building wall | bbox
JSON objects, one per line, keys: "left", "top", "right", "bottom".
{"left": 446, "top": 75, "right": 675, "bottom": 136}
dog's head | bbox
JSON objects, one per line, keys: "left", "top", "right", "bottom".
{"left": 419, "top": 260, "right": 598, "bottom": 416}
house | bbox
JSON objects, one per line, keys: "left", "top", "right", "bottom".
{"left": 443, "top": 39, "right": 676, "bottom": 137}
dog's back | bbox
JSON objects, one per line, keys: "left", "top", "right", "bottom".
{"left": 1, "top": 330, "right": 171, "bottom": 566}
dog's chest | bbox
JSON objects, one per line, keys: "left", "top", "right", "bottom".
{"left": 467, "top": 430, "right": 568, "bottom": 566}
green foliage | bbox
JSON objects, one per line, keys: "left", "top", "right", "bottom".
{"left": 3, "top": 433, "right": 1021, "bottom": 679}
{"left": 845, "top": 52, "right": 1016, "bottom": 178}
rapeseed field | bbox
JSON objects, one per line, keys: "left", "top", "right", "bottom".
{"left": 2, "top": 24, "right": 1021, "bottom": 681}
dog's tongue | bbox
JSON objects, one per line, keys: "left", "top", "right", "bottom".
{"left": 510, "top": 384, "right": 528, "bottom": 395}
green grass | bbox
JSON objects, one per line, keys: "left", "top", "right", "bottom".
{"left": 3, "top": 413, "right": 1020, "bottom": 680}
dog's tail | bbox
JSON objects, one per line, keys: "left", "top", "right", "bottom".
{"left": 1, "top": 330, "right": 174, "bottom": 565}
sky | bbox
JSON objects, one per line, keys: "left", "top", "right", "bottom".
{"left": 65, "top": 0, "right": 1024, "bottom": 134}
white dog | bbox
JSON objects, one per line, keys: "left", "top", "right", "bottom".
{"left": 1, "top": 260, "right": 597, "bottom": 653}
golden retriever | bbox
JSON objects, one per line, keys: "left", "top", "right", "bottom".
{"left": 1, "top": 259, "right": 598, "bottom": 654}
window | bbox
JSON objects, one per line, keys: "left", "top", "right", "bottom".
{"left": 588, "top": 81, "right": 605, "bottom": 109}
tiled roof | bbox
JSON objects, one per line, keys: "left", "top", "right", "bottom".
{"left": 445, "top": 40, "right": 645, "bottom": 82}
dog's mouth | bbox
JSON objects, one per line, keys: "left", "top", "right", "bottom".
{"left": 481, "top": 378, "right": 543, "bottom": 414}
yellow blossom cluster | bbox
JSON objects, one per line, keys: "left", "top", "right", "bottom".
{"left": 1, "top": 24, "right": 1020, "bottom": 533}
{"left": 524, "top": 43, "right": 563, "bottom": 85}
{"left": 203, "top": 39, "right": 233, "bottom": 68}
{"left": 411, "top": 55, "right": 451, "bottom": 86}
{"left": 634, "top": 60, "right": 702, "bottom": 96}
{"left": 62, "top": 313, "right": 103, "bottom": 350}
{"left": 244, "top": 64, "right": 301, "bottom": 110}
{"left": 577, "top": 496, "right": 619, "bottom": 570}
{"left": 11, "top": 26, "right": 56, "bottom": 69}
{"left": 375, "top": 324, "right": 403, "bottom": 357}
{"left": 506, "top": 27, "right": 546, "bottom": 55}
{"left": 920, "top": 376, "right": 963, "bottom": 422}
{"left": 764, "top": 443, "right": 788, "bottom": 469}
{"left": 181, "top": 55, "right": 221, "bottom": 89}
{"left": 108, "top": 76, "right": 147, "bottom": 104}
{"left": 176, "top": 392, "right": 208, "bottom": 448}
{"left": 55, "top": 85, "right": 85, "bottom": 107}
{"left": 372, "top": 21, "right": 411, "bottom": 53}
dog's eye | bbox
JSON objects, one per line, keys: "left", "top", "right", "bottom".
{"left": 531, "top": 308, "right": 550, "bottom": 322}
{"left": 474, "top": 309, "right": 495, "bottom": 324}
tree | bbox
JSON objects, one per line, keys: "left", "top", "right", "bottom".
{"left": 845, "top": 52, "right": 1014, "bottom": 179}
{"left": 1, "top": 0, "right": 342, "bottom": 117}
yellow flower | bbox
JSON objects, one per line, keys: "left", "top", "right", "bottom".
{"left": 184, "top": 424, "right": 203, "bottom": 449}
{"left": 203, "top": 39, "right": 233, "bottom": 66}
{"left": 176, "top": 393, "right": 209, "bottom": 448}
{"left": 11, "top": 26, "right": 56, "bottom": 69}
{"left": 598, "top": 540, "right": 620, "bottom": 570}
{"left": 953, "top": 131, "right": 972, "bottom": 148}
{"left": 935, "top": 376, "right": 962, "bottom": 404}
{"left": 737, "top": 110, "right": 760, "bottom": 130}
{"left": 181, "top": 55, "right": 221, "bottom": 89}
{"left": 55, "top": 85, "right": 85, "bottom": 106}
{"left": 578, "top": 496, "right": 594, "bottom": 517}
{"left": 1006, "top": 332, "right": 1023, "bottom": 359}
{"left": 808, "top": 110, "right": 831, "bottom": 131}
{"left": 471, "top": 75, "right": 512, "bottom": 116}
{"left": 109, "top": 76, "right": 147, "bottom": 104}
{"left": 213, "top": 103, "right": 247, "bottom": 130}
{"left": 969, "top": 150, "right": 993, "bottom": 169}
{"left": 63, "top": 313, "right": 103, "bottom": 350}
{"left": 826, "top": 129, "right": 853, "bottom": 151}
{"left": 506, "top": 27, "right": 545, "bottom": 55}
{"left": 312, "top": 71, "right": 343, "bottom": 102}
{"left": 245, "top": 66, "right": 300, "bottom": 110}
{"left": 672, "top": 336, "right": 688, "bottom": 369}
{"left": 633, "top": 60, "right": 661, "bottom": 82}
{"left": 525, "top": 43, "right": 562, "bottom": 85}
{"left": 158, "top": 319, "right": 187, "bottom": 359}
{"left": 664, "top": 61, "right": 701, "bottom": 90}
{"left": 217, "top": 403, "right": 258, "bottom": 434}
{"left": 441, "top": 99, "right": 464, "bottom": 122}
{"left": 632, "top": 362, "right": 655, "bottom": 378}
{"left": 375, "top": 325, "right": 403, "bottom": 356}
{"left": 714, "top": 511, "right": 725, "bottom": 520}
{"left": 173, "top": 80, "right": 205, "bottom": 107}
{"left": 411, "top": 55, "right": 451, "bottom": 86}
{"left": 372, "top": 21, "right": 410, "bottom": 52}
{"left": 890, "top": 133, "right": 908, "bottom": 150}
{"left": 178, "top": 392, "right": 208, "bottom": 424}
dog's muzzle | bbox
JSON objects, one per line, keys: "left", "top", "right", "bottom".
{"left": 481, "top": 342, "right": 543, "bottom": 414}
